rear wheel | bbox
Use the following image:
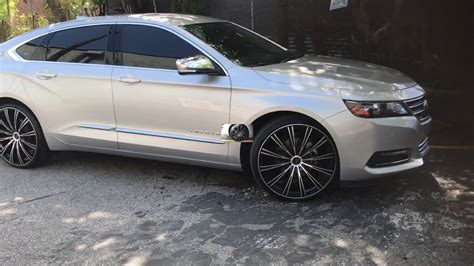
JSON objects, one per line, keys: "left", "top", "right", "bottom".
{"left": 0, "top": 103, "right": 48, "bottom": 168}
{"left": 250, "top": 116, "right": 338, "bottom": 201}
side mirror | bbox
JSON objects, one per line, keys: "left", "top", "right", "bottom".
{"left": 176, "top": 55, "right": 222, "bottom": 75}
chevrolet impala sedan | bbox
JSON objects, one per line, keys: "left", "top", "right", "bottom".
{"left": 0, "top": 14, "right": 430, "bottom": 200}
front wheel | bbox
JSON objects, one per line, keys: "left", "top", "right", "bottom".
{"left": 250, "top": 116, "right": 339, "bottom": 201}
{"left": 0, "top": 103, "right": 48, "bottom": 168}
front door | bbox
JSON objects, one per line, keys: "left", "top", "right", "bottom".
{"left": 112, "top": 25, "right": 231, "bottom": 162}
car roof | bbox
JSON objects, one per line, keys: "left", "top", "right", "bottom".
{"left": 0, "top": 14, "right": 226, "bottom": 50}
{"left": 53, "top": 13, "right": 226, "bottom": 29}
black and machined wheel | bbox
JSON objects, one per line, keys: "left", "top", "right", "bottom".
{"left": 0, "top": 103, "right": 48, "bottom": 168}
{"left": 250, "top": 116, "right": 339, "bottom": 201}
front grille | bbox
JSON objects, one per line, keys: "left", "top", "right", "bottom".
{"left": 404, "top": 95, "right": 431, "bottom": 124}
{"left": 418, "top": 137, "right": 430, "bottom": 157}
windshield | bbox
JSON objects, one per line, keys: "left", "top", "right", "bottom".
{"left": 182, "top": 22, "right": 303, "bottom": 67}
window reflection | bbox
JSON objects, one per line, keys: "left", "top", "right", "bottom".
{"left": 47, "top": 26, "right": 109, "bottom": 64}
{"left": 119, "top": 25, "right": 201, "bottom": 70}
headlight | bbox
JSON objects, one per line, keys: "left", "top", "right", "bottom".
{"left": 344, "top": 100, "right": 409, "bottom": 118}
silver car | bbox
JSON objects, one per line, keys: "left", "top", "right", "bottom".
{"left": 0, "top": 14, "right": 430, "bottom": 200}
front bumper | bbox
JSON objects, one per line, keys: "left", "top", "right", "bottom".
{"left": 323, "top": 110, "right": 431, "bottom": 181}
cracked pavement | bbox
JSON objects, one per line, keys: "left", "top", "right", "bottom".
{"left": 1, "top": 91, "right": 473, "bottom": 265}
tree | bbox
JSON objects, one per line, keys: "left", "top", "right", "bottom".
{"left": 45, "top": 0, "right": 68, "bottom": 21}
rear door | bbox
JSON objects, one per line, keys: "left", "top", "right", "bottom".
{"left": 111, "top": 24, "right": 231, "bottom": 162}
{"left": 22, "top": 25, "right": 117, "bottom": 149}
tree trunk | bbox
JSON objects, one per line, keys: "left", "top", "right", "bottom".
{"left": 6, "top": 0, "right": 11, "bottom": 18}
{"left": 45, "top": 0, "right": 68, "bottom": 21}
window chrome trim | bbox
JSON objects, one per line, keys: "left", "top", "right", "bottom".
{"left": 116, "top": 128, "right": 225, "bottom": 144}
{"left": 9, "top": 21, "right": 229, "bottom": 76}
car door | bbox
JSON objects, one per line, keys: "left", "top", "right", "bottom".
{"left": 112, "top": 24, "right": 231, "bottom": 162}
{"left": 22, "top": 25, "right": 117, "bottom": 149}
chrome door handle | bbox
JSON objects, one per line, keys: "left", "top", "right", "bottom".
{"left": 36, "top": 72, "right": 57, "bottom": 80}
{"left": 119, "top": 77, "right": 141, "bottom": 84}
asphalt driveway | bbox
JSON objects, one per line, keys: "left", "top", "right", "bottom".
{"left": 1, "top": 90, "right": 473, "bottom": 265}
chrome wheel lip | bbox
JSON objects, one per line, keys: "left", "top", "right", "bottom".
{"left": 257, "top": 123, "right": 338, "bottom": 200}
{"left": 0, "top": 107, "right": 38, "bottom": 167}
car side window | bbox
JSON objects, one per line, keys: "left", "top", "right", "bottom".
{"left": 118, "top": 25, "right": 202, "bottom": 70}
{"left": 16, "top": 34, "right": 51, "bottom": 61}
{"left": 47, "top": 25, "right": 110, "bottom": 64}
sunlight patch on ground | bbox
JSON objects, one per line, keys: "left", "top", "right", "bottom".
{"left": 62, "top": 211, "right": 115, "bottom": 224}
{"left": 0, "top": 208, "right": 16, "bottom": 216}
{"left": 432, "top": 173, "right": 473, "bottom": 201}
{"left": 334, "top": 239, "right": 349, "bottom": 248}
{"left": 123, "top": 254, "right": 150, "bottom": 266}
{"left": 92, "top": 238, "right": 118, "bottom": 250}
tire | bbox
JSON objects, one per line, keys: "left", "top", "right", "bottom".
{"left": 0, "top": 103, "right": 48, "bottom": 168}
{"left": 250, "top": 115, "right": 339, "bottom": 201}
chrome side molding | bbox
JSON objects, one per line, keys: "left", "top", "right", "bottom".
{"left": 78, "top": 124, "right": 116, "bottom": 131}
{"left": 116, "top": 128, "right": 225, "bottom": 144}
{"left": 78, "top": 124, "right": 225, "bottom": 144}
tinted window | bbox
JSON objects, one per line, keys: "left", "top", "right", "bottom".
{"left": 119, "top": 25, "right": 201, "bottom": 69}
{"left": 183, "top": 22, "right": 303, "bottom": 67}
{"left": 16, "top": 34, "right": 50, "bottom": 61}
{"left": 47, "top": 26, "right": 110, "bottom": 64}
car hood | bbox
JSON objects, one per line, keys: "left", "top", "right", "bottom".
{"left": 253, "top": 55, "right": 417, "bottom": 91}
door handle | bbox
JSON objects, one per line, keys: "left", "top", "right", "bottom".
{"left": 36, "top": 72, "right": 57, "bottom": 80}
{"left": 119, "top": 76, "right": 141, "bottom": 84}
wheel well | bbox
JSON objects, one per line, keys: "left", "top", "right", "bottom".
{"left": 240, "top": 111, "right": 322, "bottom": 173}
{"left": 0, "top": 97, "right": 45, "bottom": 137}
{"left": 0, "top": 97, "right": 35, "bottom": 114}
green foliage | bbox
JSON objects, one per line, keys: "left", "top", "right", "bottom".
{"left": 0, "top": 0, "right": 16, "bottom": 21}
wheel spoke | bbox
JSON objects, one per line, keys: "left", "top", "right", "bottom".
{"left": 302, "top": 162, "right": 334, "bottom": 176}
{"left": 261, "top": 148, "right": 290, "bottom": 160}
{"left": 13, "top": 109, "right": 19, "bottom": 131}
{"left": 282, "top": 166, "right": 296, "bottom": 196}
{"left": 16, "top": 142, "right": 24, "bottom": 165}
{"left": 20, "top": 138, "right": 37, "bottom": 150}
{"left": 296, "top": 166, "right": 306, "bottom": 198}
{"left": 21, "top": 130, "right": 36, "bottom": 137}
{"left": 17, "top": 118, "right": 30, "bottom": 133}
{"left": 267, "top": 165, "right": 292, "bottom": 187}
{"left": 300, "top": 165, "right": 323, "bottom": 189}
{"left": 3, "top": 109, "right": 14, "bottom": 133}
{"left": 0, "top": 136, "right": 13, "bottom": 142}
{"left": 298, "top": 127, "right": 312, "bottom": 155}
{"left": 307, "top": 153, "right": 335, "bottom": 162}
{"left": 0, "top": 129, "right": 12, "bottom": 136}
{"left": 1, "top": 139, "right": 14, "bottom": 156}
{"left": 0, "top": 120, "right": 13, "bottom": 133}
{"left": 19, "top": 141, "right": 33, "bottom": 160}
{"left": 301, "top": 137, "right": 327, "bottom": 158}
{"left": 270, "top": 134, "right": 293, "bottom": 157}
{"left": 260, "top": 161, "right": 291, "bottom": 172}
{"left": 8, "top": 141, "right": 15, "bottom": 162}
{"left": 287, "top": 126, "right": 297, "bottom": 154}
